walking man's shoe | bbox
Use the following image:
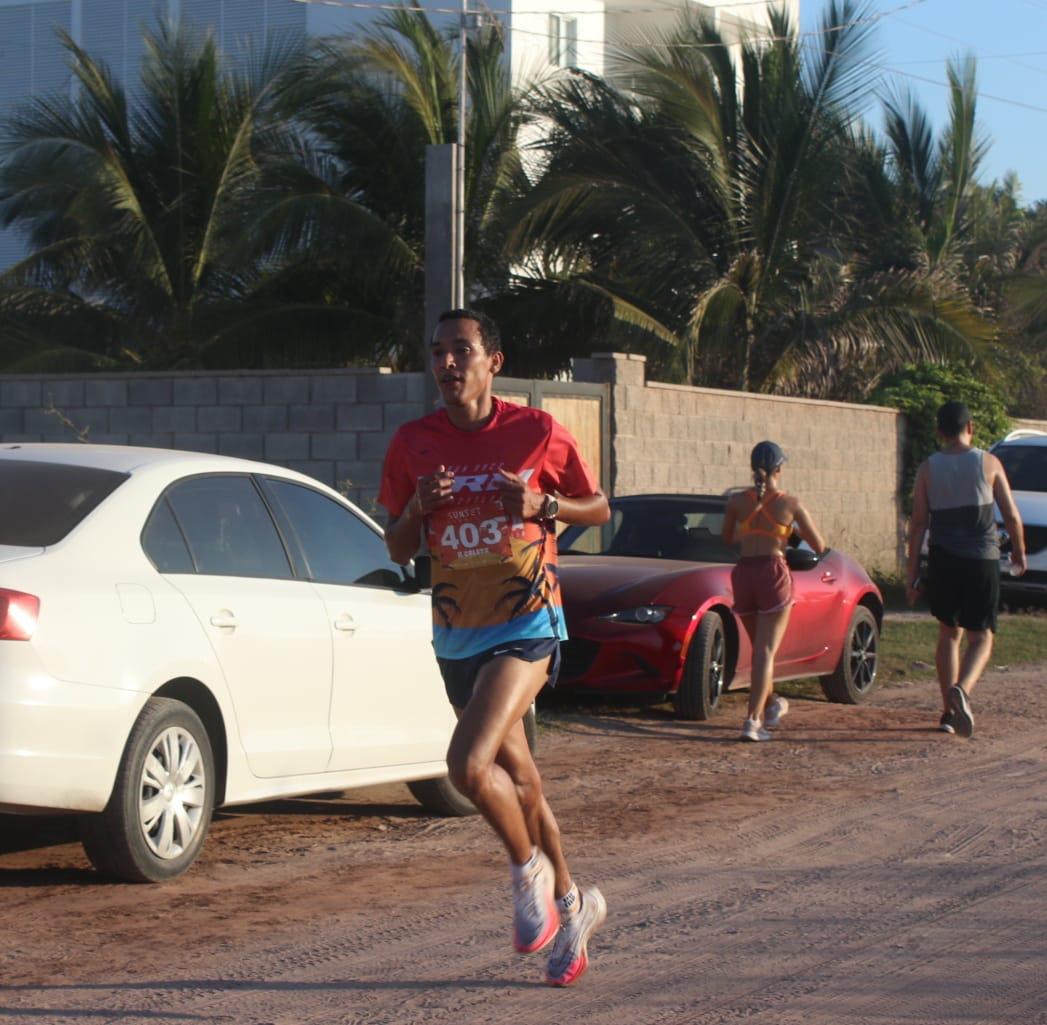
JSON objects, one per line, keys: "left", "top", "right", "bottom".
{"left": 947, "top": 685, "right": 974, "bottom": 738}
{"left": 938, "top": 710, "right": 956, "bottom": 734}
{"left": 546, "top": 886, "right": 607, "bottom": 986}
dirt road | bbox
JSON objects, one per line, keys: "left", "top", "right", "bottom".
{"left": 2, "top": 667, "right": 1045, "bottom": 1025}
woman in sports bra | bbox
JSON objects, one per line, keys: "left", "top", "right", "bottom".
{"left": 722, "top": 441, "right": 826, "bottom": 742}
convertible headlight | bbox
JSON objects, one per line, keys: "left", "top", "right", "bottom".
{"left": 601, "top": 605, "right": 672, "bottom": 624}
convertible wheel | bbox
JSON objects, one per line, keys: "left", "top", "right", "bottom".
{"left": 819, "top": 605, "right": 880, "bottom": 704}
{"left": 80, "top": 697, "right": 215, "bottom": 883}
{"left": 673, "top": 612, "right": 727, "bottom": 720}
{"left": 409, "top": 704, "right": 537, "bottom": 817}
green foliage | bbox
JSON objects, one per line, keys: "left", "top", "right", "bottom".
{"left": 871, "top": 362, "right": 1011, "bottom": 508}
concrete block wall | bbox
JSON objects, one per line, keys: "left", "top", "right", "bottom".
{"left": 574, "top": 353, "right": 906, "bottom": 572}
{"left": 0, "top": 368, "right": 426, "bottom": 515}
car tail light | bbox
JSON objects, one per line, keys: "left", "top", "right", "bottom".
{"left": 0, "top": 588, "right": 40, "bottom": 641}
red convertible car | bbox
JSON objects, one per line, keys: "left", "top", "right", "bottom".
{"left": 556, "top": 494, "right": 883, "bottom": 719}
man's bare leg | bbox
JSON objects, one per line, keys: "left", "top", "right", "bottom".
{"left": 956, "top": 628, "right": 994, "bottom": 697}
{"left": 936, "top": 623, "right": 962, "bottom": 710}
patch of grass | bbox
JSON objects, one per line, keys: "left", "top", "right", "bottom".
{"left": 871, "top": 571, "right": 908, "bottom": 612}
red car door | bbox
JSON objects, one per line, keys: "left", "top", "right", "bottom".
{"left": 775, "top": 551, "right": 846, "bottom": 668}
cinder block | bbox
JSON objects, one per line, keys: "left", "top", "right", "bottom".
{"left": 243, "top": 406, "right": 287, "bottom": 432}
{"left": 384, "top": 402, "right": 424, "bottom": 430}
{"left": 311, "top": 375, "right": 358, "bottom": 404}
{"left": 1, "top": 380, "right": 42, "bottom": 407}
{"left": 129, "top": 433, "right": 175, "bottom": 448}
{"left": 404, "top": 375, "right": 426, "bottom": 402}
{"left": 284, "top": 460, "right": 335, "bottom": 486}
{"left": 336, "top": 404, "right": 382, "bottom": 431}
{"left": 264, "top": 376, "right": 309, "bottom": 404}
{"left": 91, "top": 433, "right": 130, "bottom": 445}
{"left": 153, "top": 407, "right": 196, "bottom": 433}
{"left": 311, "top": 432, "right": 358, "bottom": 460}
{"left": 35, "top": 407, "right": 109, "bottom": 437}
{"left": 85, "top": 379, "right": 128, "bottom": 407}
{"left": 218, "top": 434, "right": 265, "bottom": 460}
{"left": 173, "top": 378, "right": 217, "bottom": 406}
{"left": 334, "top": 459, "right": 382, "bottom": 489}
{"left": 360, "top": 431, "right": 395, "bottom": 461}
{"left": 128, "top": 378, "right": 173, "bottom": 406}
{"left": 109, "top": 407, "right": 155, "bottom": 434}
{"left": 42, "top": 380, "right": 85, "bottom": 407}
{"left": 264, "top": 433, "right": 309, "bottom": 461}
{"left": 173, "top": 433, "right": 218, "bottom": 453}
{"left": 0, "top": 408, "right": 23, "bottom": 433}
{"left": 289, "top": 404, "right": 334, "bottom": 432}
{"left": 368, "top": 375, "right": 408, "bottom": 402}
{"left": 218, "top": 376, "right": 264, "bottom": 405}
{"left": 198, "top": 406, "right": 242, "bottom": 433}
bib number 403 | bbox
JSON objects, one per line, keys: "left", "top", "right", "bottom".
{"left": 440, "top": 517, "right": 508, "bottom": 551}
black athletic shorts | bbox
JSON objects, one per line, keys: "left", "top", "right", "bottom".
{"left": 436, "top": 637, "right": 561, "bottom": 710}
{"left": 927, "top": 546, "right": 999, "bottom": 632}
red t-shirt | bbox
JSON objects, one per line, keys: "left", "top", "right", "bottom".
{"left": 379, "top": 398, "right": 599, "bottom": 659}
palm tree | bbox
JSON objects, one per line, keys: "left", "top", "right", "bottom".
{"left": 507, "top": 2, "right": 991, "bottom": 397}
{"left": 0, "top": 22, "right": 317, "bottom": 370}
{"left": 256, "top": 7, "right": 532, "bottom": 370}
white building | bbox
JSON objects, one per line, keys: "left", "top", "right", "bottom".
{"left": 0, "top": 0, "right": 797, "bottom": 268}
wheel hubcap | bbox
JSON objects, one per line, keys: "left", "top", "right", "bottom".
{"left": 139, "top": 726, "right": 207, "bottom": 860}
{"left": 708, "top": 631, "right": 726, "bottom": 704}
{"left": 849, "top": 621, "right": 878, "bottom": 692}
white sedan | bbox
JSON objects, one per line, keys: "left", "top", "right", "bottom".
{"left": 0, "top": 444, "right": 492, "bottom": 882}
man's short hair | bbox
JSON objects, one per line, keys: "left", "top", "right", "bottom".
{"left": 436, "top": 308, "right": 501, "bottom": 356}
{"left": 936, "top": 400, "right": 973, "bottom": 438}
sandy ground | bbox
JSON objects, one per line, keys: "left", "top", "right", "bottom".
{"left": 1, "top": 665, "right": 1045, "bottom": 1025}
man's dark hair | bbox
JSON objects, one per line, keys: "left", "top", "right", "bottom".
{"left": 436, "top": 308, "right": 501, "bottom": 355}
{"left": 936, "top": 400, "right": 973, "bottom": 438}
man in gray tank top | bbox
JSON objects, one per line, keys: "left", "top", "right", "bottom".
{"left": 906, "top": 401, "right": 1026, "bottom": 737}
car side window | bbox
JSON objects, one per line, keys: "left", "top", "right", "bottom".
{"left": 141, "top": 498, "right": 196, "bottom": 573}
{"left": 166, "top": 476, "right": 292, "bottom": 579}
{"left": 262, "top": 478, "right": 407, "bottom": 589}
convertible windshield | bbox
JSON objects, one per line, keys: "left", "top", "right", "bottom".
{"left": 560, "top": 499, "right": 735, "bottom": 562}
{"left": 997, "top": 445, "right": 1047, "bottom": 493}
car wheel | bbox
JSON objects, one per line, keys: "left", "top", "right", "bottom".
{"left": 80, "top": 697, "right": 215, "bottom": 883}
{"left": 819, "top": 605, "right": 880, "bottom": 704}
{"left": 673, "top": 612, "right": 727, "bottom": 721}
{"left": 408, "top": 703, "right": 537, "bottom": 817}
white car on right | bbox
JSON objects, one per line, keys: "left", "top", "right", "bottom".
{"left": 991, "top": 429, "right": 1047, "bottom": 601}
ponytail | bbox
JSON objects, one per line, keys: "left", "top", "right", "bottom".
{"left": 753, "top": 467, "right": 768, "bottom": 500}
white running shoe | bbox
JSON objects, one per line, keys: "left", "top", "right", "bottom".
{"left": 741, "top": 717, "right": 771, "bottom": 742}
{"left": 947, "top": 685, "right": 974, "bottom": 738}
{"left": 546, "top": 885, "right": 607, "bottom": 987}
{"left": 764, "top": 695, "right": 790, "bottom": 729}
{"left": 512, "top": 850, "right": 559, "bottom": 953}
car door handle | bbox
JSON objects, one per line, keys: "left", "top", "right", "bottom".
{"left": 333, "top": 614, "right": 357, "bottom": 633}
{"left": 820, "top": 571, "right": 836, "bottom": 583}
{"left": 209, "top": 612, "right": 239, "bottom": 629}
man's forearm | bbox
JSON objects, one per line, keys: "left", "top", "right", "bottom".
{"left": 385, "top": 500, "right": 424, "bottom": 565}
{"left": 1004, "top": 515, "right": 1025, "bottom": 559}
{"left": 554, "top": 492, "right": 611, "bottom": 527}
{"left": 907, "top": 523, "right": 927, "bottom": 583}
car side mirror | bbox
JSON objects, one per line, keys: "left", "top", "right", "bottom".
{"left": 786, "top": 547, "right": 821, "bottom": 572}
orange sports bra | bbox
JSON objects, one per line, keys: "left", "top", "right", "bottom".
{"left": 736, "top": 489, "right": 792, "bottom": 540}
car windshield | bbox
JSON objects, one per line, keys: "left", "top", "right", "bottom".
{"left": 997, "top": 444, "right": 1047, "bottom": 493}
{"left": 560, "top": 498, "right": 735, "bottom": 562}
{"left": 0, "top": 459, "right": 129, "bottom": 546}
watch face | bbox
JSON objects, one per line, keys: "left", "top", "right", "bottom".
{"left": 545, "top": 496, "right": 559, "bottom": 518}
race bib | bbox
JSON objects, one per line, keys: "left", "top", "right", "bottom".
{"left": 428, "top": 495, "right": 525, "bottom": 569}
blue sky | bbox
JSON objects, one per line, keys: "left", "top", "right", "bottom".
{"left": 799, "top": 0, "right": 1047, "bottom": 205}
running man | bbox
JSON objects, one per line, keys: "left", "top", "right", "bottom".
{"left": 379, "top": 309, "right": 610, "bottom": 986}
{"left": 906, "top": 401, "right": 1025, "bottom": 737}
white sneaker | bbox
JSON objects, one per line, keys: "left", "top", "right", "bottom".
{"left": 512, "top": 850, "right": 558, "bottom": 953}
{"left": 741, "top": 718, "right": 771, "bottom": 742}
{"left": 546, "top": 885, "right": 607, "bottom": 986}
{"left": 764, "top": 695, "right": 790, "bottom": 729}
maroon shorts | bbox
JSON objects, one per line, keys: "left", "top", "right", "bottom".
{"left": 731, "top": 555, "right": 792, "bottom": 615}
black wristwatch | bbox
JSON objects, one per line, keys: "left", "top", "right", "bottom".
{"left": 540, "top": 494, "right": 560, "bottom": 520}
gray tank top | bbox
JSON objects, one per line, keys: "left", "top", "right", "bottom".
{"left": 927, "top": 448, "right": 999, "bottom": 560}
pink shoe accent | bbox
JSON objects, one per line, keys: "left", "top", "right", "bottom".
{"left": 514, "top": 894, "right": 559, "bottom": 953}
{"left": 546, "top": 950, "right": 590, "bottom": 987}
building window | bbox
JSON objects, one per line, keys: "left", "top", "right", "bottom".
{"left": 549, "top": 13, "right": 578, "bottom": 67}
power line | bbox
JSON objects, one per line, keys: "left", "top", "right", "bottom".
{"left": 883, "top": 66, "right": 1047, "bottom": 116}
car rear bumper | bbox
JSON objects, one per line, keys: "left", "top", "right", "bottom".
{"left": 0, "top": 651, "right": 143, "bottom": 813}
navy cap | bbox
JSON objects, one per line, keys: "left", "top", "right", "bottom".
{"left": 751, "top": 440, "right": 787, "bottom": 472}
